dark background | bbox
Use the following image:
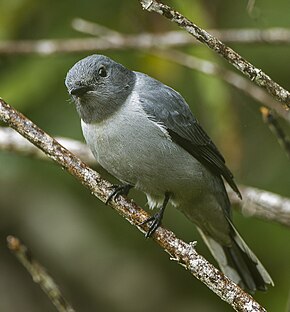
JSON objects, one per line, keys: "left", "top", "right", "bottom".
{"left": 0, "top": 0, "right": 290, "bottom": 311}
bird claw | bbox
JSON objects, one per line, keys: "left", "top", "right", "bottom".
{"left": 105, "top": 184, "right": 132, "bottom": 205}
{"left": 141, "top": 211, "right": 163, "bottom": 238}
{"left": 141, "top": 192, "right": 170, "bottom": 238}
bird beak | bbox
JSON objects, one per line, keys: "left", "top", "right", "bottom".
{"left": 69, "top": 86, "right": 93, "bottom": 97}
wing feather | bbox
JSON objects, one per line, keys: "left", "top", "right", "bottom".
{"left": 136, "top": 72, "right": 241, "bottom": 199}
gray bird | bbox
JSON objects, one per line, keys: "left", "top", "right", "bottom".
{"left": 65, "top": 54, "right": 273, "bottom": 292}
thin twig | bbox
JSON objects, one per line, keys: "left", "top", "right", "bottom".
{"left": 0, "top": 38, "right": 122, "bottom": 55}
{"left": 7, "top": 236, "right": 76, "bottom": 312}
{"left": 72, "top": 18, "right": 121, "bottom": 37}
{"left": 152, "top": 49, "right": 290, "bottom": 122}
{"left": 72, "top": 18, "right": 290, "bottom": 122}
{"left": 260, "top": 107, "right": 290, "bottom": 158}
{"left": 139, "top": 0, "right": 290, "bottom": 107}
{"left": 1, "top": 27, "right": 290, "bottom": 55}
{"left": 228, "top": 186, "right": 290, "bottom": 228}
{"left": 0, "top": 98, "right": 267, "bottom": 311}
{"left": 72, "top": 19, "right": 290, "bottom": 122}
{"left": 70, "top": 19, "right": 290, "bottom": 121}
{"left": 73, "top": 18, "right": 290, "bottom": 45}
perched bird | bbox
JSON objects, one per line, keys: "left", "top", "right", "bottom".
{"left": 65, "top": 54, "right": 273, "bottom": 292}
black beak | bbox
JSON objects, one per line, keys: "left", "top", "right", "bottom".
{"left": 69, "top": 86, "right": 93, "bottom": 97}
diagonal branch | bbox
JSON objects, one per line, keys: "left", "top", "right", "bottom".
{"left": 139, "top": 0, "right": 290, "bottom": 108}
{"left": 70, "top": 19, "right": 290, "bottom": 122}
{"left": 151, "top": 49, "right": 290, "bottom": 122}
{"left": 0, "top": 98, "right": 267, "bottom": 311}
{"left": 7, "top": 236, "right": 76, "bottom": 312}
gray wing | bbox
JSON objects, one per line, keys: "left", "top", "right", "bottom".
{"left": 136, "top": 72, "right": 241, "bottom": 199}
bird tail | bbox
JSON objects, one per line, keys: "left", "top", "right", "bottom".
{"left": 198, "top": 221, "right": 274, "bottom": 292}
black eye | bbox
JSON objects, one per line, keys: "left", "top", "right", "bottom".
{"left": 98, "top": 66, "right": 107, "bottom": 77}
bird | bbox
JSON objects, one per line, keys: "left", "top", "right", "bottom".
{"left": 65, "top": 54, "right": 273, "bottom": 292}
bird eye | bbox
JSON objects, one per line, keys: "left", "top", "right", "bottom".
{"left": 98, "top": 66, "right": 107, "bottom": 77}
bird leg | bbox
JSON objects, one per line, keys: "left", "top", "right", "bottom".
{"left": 105, "top": 183, "right": 133, "bottom": 205}
{"left": 141, "top": 192, "right": 171, "bottom": 238}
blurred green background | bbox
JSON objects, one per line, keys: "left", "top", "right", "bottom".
{"left": 0, "top": 0, "right": 290, "bottom": 311}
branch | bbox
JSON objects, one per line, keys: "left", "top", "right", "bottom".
{"left": 139, "top": 0, "right": 290, "bottom": 107}
{"left": 1, "top": 16, "right": 289, "bottom": 113}
{"left": 73, "top": 18, "right": 290, "bottom": 45}
{"left": 228, "top": 186, "right": 290, "bottom": 228}
{"left": 260, "top": 107, "right": 290, "bottom": 158}
{"left": 0, "top": 98, "right": 267, "bottom": 311}
{"left": 0, "top": 38, "right": 122, "bottom": 55}
{"left": 7, "top": 235, "right": 76, "bottom": 312}
{"left": 71, "top": 18, "right": 290, "bottom": 122}
{"left": 72, "top": 19, "right": 290, "bottom": 122}
{"left": 72, "top": 18, "right": 122, "bottom": 37}
{"left": 1, "top": 28, "right": 290, "bottom": 55}
{"left": 152, "top": 50, "right": 290, "bottom": 122}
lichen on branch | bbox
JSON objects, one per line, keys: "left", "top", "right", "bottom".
{"left": 139, "top": 0, "right": 290, "bottom": 108}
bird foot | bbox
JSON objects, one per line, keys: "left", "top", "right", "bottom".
{"left": 141, "top": 210, "right": 164, "bottom": 238}
{"left": 105, "top": 184, "right": 133, "bottom": 205}
{"left": 140, "top": 192, "right": 170, "bottom": 238}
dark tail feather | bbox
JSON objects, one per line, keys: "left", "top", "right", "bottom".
{"left": 198, "top": 222, "right": 273, "bottom": 292}
{"left": 224, "top": 239, "right": 269, "bottom": 291}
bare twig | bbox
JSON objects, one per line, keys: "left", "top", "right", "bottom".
{"left": 0, "top": 9, "right": 289, "bottom": 121}
{"left": 139, "top": 0, "right": 290, "bottom": 107}
{"left": 1, "top": 28, "right": 290, "bottom": 55}
{"left": 260, "top": 107, "right": 290, "bottom": 158}
{"left": 71, "top": 19, "right": 290, "bottom": 122}
{"left": 70, "top": 18, "right": 290, "bottom": 121}
{"left": 73, "top": 18, "right": 290, "bottom": 45}
{"left": 71, "top": 18, "right": 290, "bottom": 122}
{"left": 7, "top": 236, "right": 76, "bottom": 312}
{"left": 0, "top": 98, "right": 267, "bottom": 311}
{"left": 0, "top": 127, "right": 95, "bottom": 165}
{"left": 228, "top": 186, "right": 290, "bottom": 228}
{"left": 152, "top": 49, "right": 290, "bottom": 122}
{"left": 72, "top": 18, "right": 121, "bottom": 37}
{"left": 0, "top": 38, "right": 122, "bottom": 55}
